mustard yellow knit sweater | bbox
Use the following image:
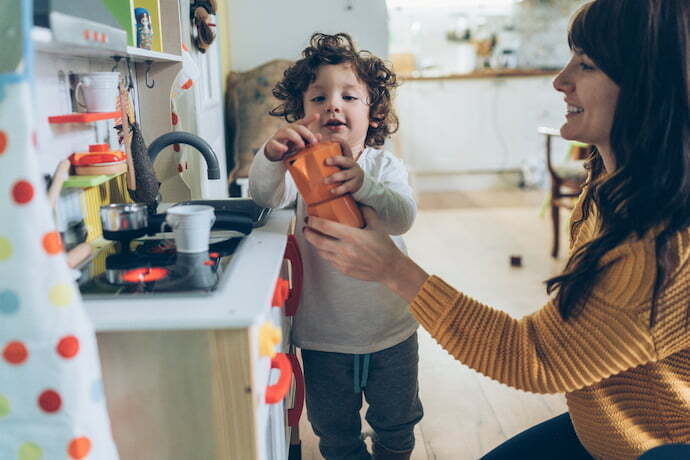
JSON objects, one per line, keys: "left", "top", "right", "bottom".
{"left": 409, "top": 200, "right": 690, "bottom": 460}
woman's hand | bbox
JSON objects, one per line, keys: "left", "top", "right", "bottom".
{"left": 302, "top": 206, "right": 429, "bottom": 301}
{"left": 265, "top": 113, "right": 322, "bottom": 161}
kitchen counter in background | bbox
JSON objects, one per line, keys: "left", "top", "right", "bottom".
{"left": 394, "top": 70, "right": 570, "bottom": 193}
{"left": 84, "top": 209, "right": 293, "bottom": 332}
{"left": 400, "top": 68, "right": 559, "bottom": 81}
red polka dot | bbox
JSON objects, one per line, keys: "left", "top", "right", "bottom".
{"left": 0, "top": 131, "right": 6, "bottom": 155}
{"left": 32, "top": 131, "right": 38, "bottom": 149}
{"left": 38, "top": 389, "right": 62, "bottom": 413}
{"left": 171, "top": 112, "right": 179, "bottom": 125}
{"left": 12, "top": 180, "right": 34, "bottom": 205}
{"left": 173, "top": 143, "right": 181, "bottom": 152}
{"left": 57, "top": 336, "right": 80, "bottom": 358}
{"left": 68, "top": 437, "right": 91, "bottom": 459}
{"left": 3, "top": 341, "right": 28, "bottom": 364}
{"left": 42, "top": 231, "right": 63, "bottom": 255}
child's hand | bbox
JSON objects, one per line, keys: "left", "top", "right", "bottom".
{"left": 265, "top": 113, "right": 321, "bottom": 161}
{"left": 324, "top": 155, "right": 364, "bottom": 196}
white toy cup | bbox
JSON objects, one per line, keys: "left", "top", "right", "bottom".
{"left": 165, "top": 205, "right": 216, "bottom": 253}
{"left": 75, "top": 72, "right": 120, "bottom": 112}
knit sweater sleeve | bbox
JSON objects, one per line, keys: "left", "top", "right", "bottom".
{"left": 409, "top": 233, "right": 690, "bottom": 394}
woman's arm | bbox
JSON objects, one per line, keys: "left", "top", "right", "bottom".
{"left": 303, "top": 209, "right": 688, "bottom": 394}
{"left": 303, "top": 206, "right": 427, "bottom": 300}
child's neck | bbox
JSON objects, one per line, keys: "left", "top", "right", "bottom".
{"left": 352, "top": 144, "right": 365, "bottom": 161}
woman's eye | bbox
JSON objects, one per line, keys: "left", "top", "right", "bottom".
{"left": 579, "top": 62, "right": 595, "bottom": 71}
{"left": 310, "top": 96, "right": 325, "bottom": 103}
{"left": 343, "top": 95, "right": 358, "bottom": 101}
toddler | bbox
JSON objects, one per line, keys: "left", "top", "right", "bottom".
{"left": 248, "top": 32, "right": 422, "bottom": 460}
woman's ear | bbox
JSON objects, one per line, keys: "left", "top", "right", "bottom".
{"left": 369, "top": 120, "right": 379, "bottom": 128}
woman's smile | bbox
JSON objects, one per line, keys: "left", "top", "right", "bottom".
{"left": 566, "top": 103, "right": 584, "bottom": 118}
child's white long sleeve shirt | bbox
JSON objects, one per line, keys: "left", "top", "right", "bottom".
{"left": 249, "top": 145, "right": 419, "bottom": 353}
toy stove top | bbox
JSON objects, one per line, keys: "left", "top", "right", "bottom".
{"left": 77, "top": 236, "right": 243, "bottom": 298}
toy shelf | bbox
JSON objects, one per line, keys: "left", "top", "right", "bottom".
{"left": 48, "top": 112, "right": 121, "bottom": 124}
{"left": 63, "top": 171, "right": 126, "bottom": 188}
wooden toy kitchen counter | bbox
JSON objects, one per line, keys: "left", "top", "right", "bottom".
{"left": 84, "top": 209, "right": 303, "bottom": 460}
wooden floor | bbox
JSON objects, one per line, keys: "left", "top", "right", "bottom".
{"left": 296, "top": 189, "right": 570, "bottom": 459}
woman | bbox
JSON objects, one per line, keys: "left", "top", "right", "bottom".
{"left": 303, "top": 0, "right": 690, "bottom": 459}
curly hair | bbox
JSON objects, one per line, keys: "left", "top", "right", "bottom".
{"left": 269, "top": 32, "right": 399, "bottom": 147}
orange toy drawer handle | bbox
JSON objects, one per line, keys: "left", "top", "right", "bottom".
{"left": 287, "top": 353, "right": 305, "bottom": 427}
{"left": 272, "top": 277, "right": 289, "bottom": 308}
{"left": 265, "top": 353, "right": 293, "bottom": 404}
{"left": 284, "top": 235, "right": 302, "bottom": 317}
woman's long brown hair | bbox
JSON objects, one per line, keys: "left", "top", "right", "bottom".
{"left": 545, "top": 0, "right": 690, "bottom": 326}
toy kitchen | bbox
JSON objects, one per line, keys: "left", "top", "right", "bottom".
{"left": 3, "top": 1, "right": 305, "bottom": 459}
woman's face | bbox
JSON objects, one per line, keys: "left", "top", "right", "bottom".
{"left": 553, "top": 50, "right": 620, "bottom": 170}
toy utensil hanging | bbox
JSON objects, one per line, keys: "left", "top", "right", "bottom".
{"left": 116, "top": 79, "right": 137, "bottom": 191}
{"left": 129, "top": 120, "right": 160, "bottom": 211}
{"left": 113, "top": 80, "right": 160, "bottom": 208}
{"left": 191, "top": 0, "right": 217, "bottom": 53}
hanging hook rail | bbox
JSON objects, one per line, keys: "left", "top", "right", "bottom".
{"left": 145, "top": 60, "right": 155, "bottom": 88}
{"left": 111, "top": 55, "right": 122, "bottom": 72}
{"left": 125, "top": 57, "right": 135, "bottom": 91}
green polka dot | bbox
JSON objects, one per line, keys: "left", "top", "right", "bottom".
{"left": 0, "top": 237, "right": 12, "bottom": 261}
{"left": 0, "top": 394, "right": 9, "bottom": 417}
{"left": 18, "top": 442, "right": 43, "bottom": 460}
{"left": 48, "top": 284, "right": 73, "bottom": 307}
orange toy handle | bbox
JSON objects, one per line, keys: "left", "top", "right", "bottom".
{"left": 265, "top": 353, "right": 293, "bottom": 404}
{"left": 272, "top": 277, "right": 289, "bottom": 308}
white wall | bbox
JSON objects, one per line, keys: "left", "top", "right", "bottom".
{"left": 396, "top": 75, "right": 572, "bottom": 191}
{"left": 226, "top": 0, "right": 389, "bottom": 71}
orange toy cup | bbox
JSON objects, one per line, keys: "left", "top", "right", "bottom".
{"left": 285, "top": 142, "right": 365, "bottom": 228}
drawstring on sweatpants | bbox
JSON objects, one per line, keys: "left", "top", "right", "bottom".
{"left": 353, "top": 353, "right": 371, "bottom": 393}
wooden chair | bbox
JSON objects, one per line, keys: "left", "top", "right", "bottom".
{"left": 538, "top": 127, "right": 590, "bottom": 258}
{"left": 225, "top": 59, "right": 294, "bottom": 196}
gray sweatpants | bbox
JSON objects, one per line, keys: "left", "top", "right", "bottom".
{"left": 301, "top": 332, "right": 424, "bottom": 460}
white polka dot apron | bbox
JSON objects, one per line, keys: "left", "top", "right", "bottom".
{"left": 0, "top": 3, "right": 119, "bottom": 459}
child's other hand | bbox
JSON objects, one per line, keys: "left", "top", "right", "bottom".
{"left": 265, "top": 114, "right": 322, "bottom": 161}
{"left": 324, "top": 155, "right": 364, "bottom": 195}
